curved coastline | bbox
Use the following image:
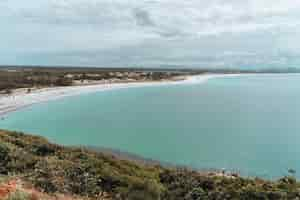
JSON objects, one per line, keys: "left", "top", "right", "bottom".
{"left": 0, "top": 73, "right": 239, "bottom": 117}
{"left": 2, "top": 73, "right": 299, "bottom": 180}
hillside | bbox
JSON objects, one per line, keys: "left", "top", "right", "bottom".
{"left": 1, "top": 130, "right": 300, "bottom": 200}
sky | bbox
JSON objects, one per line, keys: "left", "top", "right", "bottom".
{"left": 1, "top": 0, "right": 300, "bottom": 69}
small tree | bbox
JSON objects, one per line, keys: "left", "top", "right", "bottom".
{"left": 0, "top": 142, "right": 10, "bottom": 174}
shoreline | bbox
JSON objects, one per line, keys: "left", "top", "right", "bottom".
{"left": 85, "top": 145, "right": 240, "bottom": 179}
{"left": 0, "top": 73, "right": 239, "bottom": 117}
{"left": 1, "top": 72, "right": 295, "bottom": 180}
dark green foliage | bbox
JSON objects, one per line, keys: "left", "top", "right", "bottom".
{"left": 55, "top": 76, "right": 73, "bottom": 86}
{"left": 0, "top": 68, "right": 184, "bottom": 92}
{"left": 0, "top": 70, "right": 72, "bottom": 91}
{"left": 0, "top": 130, "right": 163, "bottom": 199}
{"left": 0, "top": 142, "right": 10, "bottom": 174}
{"left": 160, "top": 169, "right": 300, "bottom": 200}
{"left": 1, "top": 130, "right": 300, "bottom": 200}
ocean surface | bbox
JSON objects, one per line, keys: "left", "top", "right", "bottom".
{"left": 1, "top": 74, "right": 300, "bottom": 179}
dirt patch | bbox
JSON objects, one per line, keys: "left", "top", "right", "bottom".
{"left": 0, "top": 178, "right": 100, "bottom": 200}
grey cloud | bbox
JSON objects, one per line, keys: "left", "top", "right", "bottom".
{"left": 133, "top": 8, "right": 155, "bottom": 27}
{"left": 1, "top": 0, "right": 300, "bottom": 68}
{"left": 6, "top": 0, "right": 300, "bottom": 36}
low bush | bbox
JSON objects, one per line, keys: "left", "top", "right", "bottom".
{"left": 1, "top": 130, "right": 300, "bottom": 200}
{"left": 6, "top": 190, "right": 30, "bottom": 200}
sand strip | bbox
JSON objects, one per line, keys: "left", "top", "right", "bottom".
{"left": 0, "top": 74, "right": 239, "bottom": 117}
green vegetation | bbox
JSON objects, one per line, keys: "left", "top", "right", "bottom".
{"left": 2, "top": 66, "right": 299, "bottom": 93}
{"left": 0, "top": 67, "right": 186, "bottom": 92}
{"left": 0, "top": 69, "right": 73, "bottom": 91}
{"left": 6, "top": 190, "right": 30, "bottom": 200}
{"left": 1, "top": 66, "right": 300, "bottom": 92}
{"left": 1, "top": 130, "right": 300, "bottom": 199}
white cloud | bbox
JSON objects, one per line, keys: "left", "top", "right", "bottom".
{"left": 1, "top": 0, "right": 300, "bottom": 68}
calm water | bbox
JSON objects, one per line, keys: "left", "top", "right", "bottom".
{"left": 1, "top": 74, "right": 300, "bottom": 179}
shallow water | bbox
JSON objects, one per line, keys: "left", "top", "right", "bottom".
{"left": 1, "top": 74, "right": 300, "bottom": 179}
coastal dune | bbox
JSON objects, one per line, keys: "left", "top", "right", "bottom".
{"left": 0, "top": 74, "right": 238, "bottom": 117}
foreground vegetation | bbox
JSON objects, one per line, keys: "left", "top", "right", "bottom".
{"left": 1, "top": 130, "right": 300, "bottom": 199}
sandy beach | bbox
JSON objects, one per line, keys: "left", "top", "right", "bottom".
{"left": 0, "top": 74, "right": 239, "bottom": 117}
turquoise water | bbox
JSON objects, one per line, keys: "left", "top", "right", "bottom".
{"left": 1, "top": 74, "right": 300, "bottom": 179}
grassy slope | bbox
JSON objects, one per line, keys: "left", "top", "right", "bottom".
{"left": 1, "top": 130, "right": 300, "bottom": 200}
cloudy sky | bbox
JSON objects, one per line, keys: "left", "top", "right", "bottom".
{"left": 1, "top": 0, "right": 300, "bottom": 69}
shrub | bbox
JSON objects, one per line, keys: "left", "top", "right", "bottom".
{"left": 2, "top": 130, "right": 300, "bottom": 200}
{"left": 0, "top": 142, "right": 10, "bottom": 174}
{"left": 6, "top": 190, "right": 30, "bottom": 200}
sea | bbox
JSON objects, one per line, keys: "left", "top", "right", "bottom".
{"left": 1, "top": 74, "right": 300, "bottom": 179}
